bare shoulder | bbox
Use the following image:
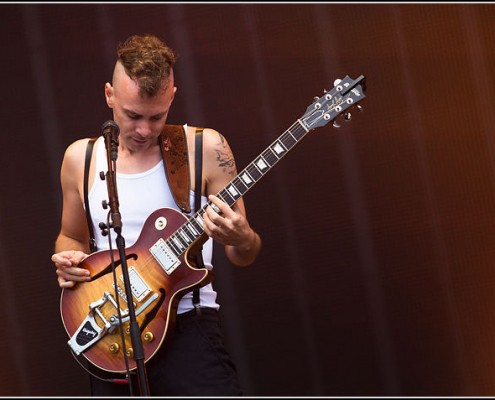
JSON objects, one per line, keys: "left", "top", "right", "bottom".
{"left": 61, "top": 138, "right": 95, "bottom": 181}
{"left": 64, "top": 138, "right": 93, "bottom": 162}
{"left": 186, "top": 125, "right": 228, "bottom": 147}
{"left": 187, "top": 126, "right": 234, "bottom": 162}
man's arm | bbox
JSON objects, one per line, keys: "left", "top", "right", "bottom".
{"left": 51, "top": 139, "right": 92, "bottom": 288}
{"left": 201, "top": 128, "right": 261, "bottom": 267}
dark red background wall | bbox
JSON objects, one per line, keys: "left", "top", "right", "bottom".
{"left": 1, "top": 3, "right": 495, "bottom": 396}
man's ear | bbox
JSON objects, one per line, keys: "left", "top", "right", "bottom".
{"left": 170, "top": 86, "right": 177, "bottom": 105}
{"left": 104, "top": 82, "right": 114, "bottom": 108}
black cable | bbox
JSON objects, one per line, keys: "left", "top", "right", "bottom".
{"left": 69, "top": 348, "right": 129, "bottom": 385}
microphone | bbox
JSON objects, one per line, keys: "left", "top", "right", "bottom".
{"left": 101, "top": 120, "right": 120, "bottom": 161}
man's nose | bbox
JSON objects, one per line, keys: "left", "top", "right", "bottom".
{"left": 136, "top": 121, "right": 152, "bottom": 136}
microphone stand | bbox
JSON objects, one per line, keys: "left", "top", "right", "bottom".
{"left": 102, "top": 125, "right": 150, "bottom": 397}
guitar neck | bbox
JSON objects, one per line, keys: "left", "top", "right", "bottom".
{"left": 218, "top": 119, "right": 309, "bottom": 207}
{"left": 166, "top": 119, "right": 309, "bottom": 255}
{"left": 166, "top": 74, "right": 366, "bottom": 255}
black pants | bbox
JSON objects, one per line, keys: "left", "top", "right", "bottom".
{"left": 88, "top": 308, "right": 242, "bottom": 396}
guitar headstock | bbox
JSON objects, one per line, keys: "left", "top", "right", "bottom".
{"left": 301, "top": 75, "right": 366, "bottom": 131}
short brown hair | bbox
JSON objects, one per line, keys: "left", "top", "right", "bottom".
{"left": 117, "top": 34, "right": 177, "bottom": 97}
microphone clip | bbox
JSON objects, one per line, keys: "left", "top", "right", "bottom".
{"left": 102, "top": 120, "right": 120, "bottom": 162}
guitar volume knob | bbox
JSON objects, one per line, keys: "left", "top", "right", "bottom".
{"left": 109, "top": 343, "right": 120, "bottom": 353}
{"left": 143, "top": 332, "right": 154, "bottom": 343}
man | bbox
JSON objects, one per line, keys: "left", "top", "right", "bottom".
{"left": 51, "top": 34, "right": 261, "bottom": 396}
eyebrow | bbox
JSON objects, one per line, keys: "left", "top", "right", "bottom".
{"left": 123, "top": 107, "right": 167, "bottom": 119}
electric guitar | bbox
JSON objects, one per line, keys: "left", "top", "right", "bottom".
{"left": 60, "top": 75, "right": 367, "bottom": 373}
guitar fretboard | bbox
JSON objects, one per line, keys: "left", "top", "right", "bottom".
{"left": 163, "top": 74, "right": 366, "bottom": 257}
{"left": 165, "top": 120, "right": 309, "bottom": 257}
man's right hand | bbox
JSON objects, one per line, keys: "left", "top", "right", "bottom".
{"left": 51, "top": 250, "right": 91, "bottom": 288}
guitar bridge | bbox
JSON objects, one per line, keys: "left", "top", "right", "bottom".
{"left": 67, "top": 291, "right": 119, "bottom": 355}
{"left": 67, "top": 290, "right": 160, "bottom": 355}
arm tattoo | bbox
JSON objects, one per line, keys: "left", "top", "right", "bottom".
{"left": 214, "top": 133, "right": 236, "bottom": 176}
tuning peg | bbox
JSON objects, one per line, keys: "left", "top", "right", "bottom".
{"left": 334, "top": 79, "right": 342, "bottom": 87}
{"left": 313, "top": 96, "right": 319, "bottom": 102}
{"left": 344, "top": 112, "right": 352, "bottom": 121}
{"left": 333, "top": 120, "right": 341, "bottom": 129}
{"left": 356, "top": 104, "right": 364, "bottom": 112}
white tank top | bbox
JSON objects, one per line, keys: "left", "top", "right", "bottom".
{"left": 87, "top": 135, "right": 219, "bottom": 313}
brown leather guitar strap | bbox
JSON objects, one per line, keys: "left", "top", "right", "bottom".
{"left": 158, "top": 125, "right": 207, "bottom": 309}
{"left": 159, "top": 124, "right": 191, "bottom": 214}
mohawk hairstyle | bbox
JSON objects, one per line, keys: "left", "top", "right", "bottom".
{"left": 117, "top": 34, "right": 177, "bottom": 97}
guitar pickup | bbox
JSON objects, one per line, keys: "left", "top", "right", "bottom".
{"left": 150, "top": 238, "right": 180, "bottom": 275}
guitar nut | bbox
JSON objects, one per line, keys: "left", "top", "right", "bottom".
{"left": 109, "top": 343, "right": 120, "bottom": 353}
{"left": 143, "top": 332, "right": 154, "bottom": 342}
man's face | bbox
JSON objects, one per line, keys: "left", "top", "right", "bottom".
{"left": 105, "top": 62, "right": 177, "bottom": 151}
